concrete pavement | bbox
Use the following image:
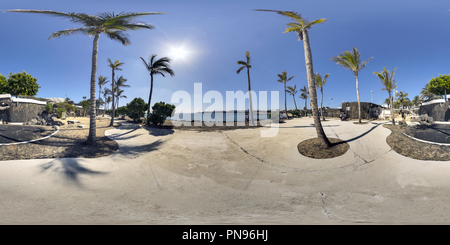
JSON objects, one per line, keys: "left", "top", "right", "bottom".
{"left": 1, "top": 117, "right": 450, "bottom": 224}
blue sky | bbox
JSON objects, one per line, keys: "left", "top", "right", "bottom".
{"left": 1, "top": 0, "right": 450, "bottom": 112}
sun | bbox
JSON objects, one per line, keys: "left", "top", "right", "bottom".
{"left": 169, "top": 46, "right": 189, "bottom": 61}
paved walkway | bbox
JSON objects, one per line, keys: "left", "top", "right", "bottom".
{"left": 1, "top": 117, "right": 450, "bottom": 224}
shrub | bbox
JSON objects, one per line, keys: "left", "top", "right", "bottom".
{"left": 148, "top": 101, "right": 175, "bottom": 125}
{"left": 56, "top": 108, "right": 65, "bottom": 118}
{"left": 291, "top": 110, "right": 300, "bottom": 117}
{"left": 126, "top": 97, "right": 147, "bottom": 122}
{"left": 45, "top": 103, "right": 53, "bottom": 114}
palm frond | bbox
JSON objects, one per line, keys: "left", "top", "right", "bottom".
{"left": 104, "top": 30, "right": 130, "bottom": 45}
{"left": 48, "top": 28, "right": 90, "bottom": 39}
{"left": 236, "top": 66, "right": 246, "bottom": 74}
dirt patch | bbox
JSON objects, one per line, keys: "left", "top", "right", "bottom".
{"left": 385, "top": 124, "right": 450, "bottom": 161}
{"left": 297, "top": 138, "right": 350, "bottom": 159}
{"left": 0, "top": 125, "right": 55, "bottom": 143}
{"left": 0, "top": 117, "right": 119, "bottom": 161}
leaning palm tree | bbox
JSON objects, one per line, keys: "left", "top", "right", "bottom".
{"left": 299, "top": 85, "right": 309, "bottom": 116}
{"left": 107, "top": 59, "right": 125, "bottom": 124}
{"left": 237, "top": 51, "right": 256, "bottom": 126}
{"left": 331, "top": 47, "right": 373, "bottom": 124}
{"left": 277, "top": 71, "right": 296, "bottom": 119}
{"left": 106, "top": 96, "right": 112, "bottom": 112}
{"left": 140, "top": 54, "right": 175, "bottom": 125}
{"left": 286, "top": 84, "right": 298, "bottom": 111}
{"left": 256, "top": 9, "right": 330, "bottom": 148}
{"left": 97, "top": 75, "right": 109, "bottom": 109}
{"left": 314, "top": 72, "right": 330, "bottom": 121}
{"left": 114, "top": 88, "right": 127, "bottom": 110}
{"left": 103, "top": 87, "right": 112, "bottom": 111}
{"left": 374, "top": 67, "right": 397, "bottom": 125}
{"left": 5, "top": 10, "right": 164, "bottom": 144}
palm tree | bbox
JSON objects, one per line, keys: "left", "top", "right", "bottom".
{"left": 5, "top": 10, "right": 164, "bottom": 144}
{"left": 286, "top": 84, "right": 298, "bottom": 111}
{"left": 396, "top": 91, "right": 409, "bottom": 109}
{"left": 140, "top": 54, "right": 175, "bottom": 125}
{"left": 331, "top": 47, "right": 372, "bottom": 124}
{"left": 412, "top": 95, "right": 420, "bottom": 108}
{"left": 237, "top": 51, "right": 256, "bottom": 126}
{"left": 115, "top": 75, "right": 130, "bottom": 108}
{"left": 106, "top": 96, "right": 112, "bottom": 112}
{"left": 103, "top": 87, "right": 112, "bottom": 111}
{"left": 256, "top": 9, "right": 330, "bottom": 148}
{"left": 314, "top": 72, "right": 330, "bottom": 121}
{"left": 374, "top": 67, "right": 397, "bottom": 125}
{"left": 384, "top": 98, "right": 391, "bottom": 108}
{"left": 97, "top": 75, "right": 109, "bottom": 109}
{"left": 300, "top": 85, "right": 309, "bottom": 116}
{"left": 107, "top": 59, "right": 125, "bottom": 123}
{"left": 277, "top": 71, "right": 296, "bottom": 119}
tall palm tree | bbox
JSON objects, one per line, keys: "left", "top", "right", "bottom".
{"left": 286, "top": 84, "right": 298, "bottom": 111}
{"left": 331, "top": 47, "right": 373, "bottom": 124}
{"left": 412, "top": 95, "right": 420, "bottom": 108}
{"left": 97, "top": 75, "right": 109, "bottom": 109}
{"left": 114, "top": 88, "right": 127, "bottom": 110}
{"left": 256, "top": 9, "right": 330, "bottom": 148}
{"left": 115, "top": 75, "right": 130, "bottom": 107}
{"left": 237, "top": 51, "right": 256, "bottom": 126}
{"left": 277, "top": 71, "right": 296, "bottom": 119}
{"left": 300, "top": 85, "right": 309, "bottom": 116}
{"left": 106, "top": 96, "right": 112, "bottom": 112}
{"left": 5, "top": 10, "right": 164, "bottom": 144}
{"left": 140, "top": 54, "right": 175, "bottom": 125}
{"left": 314, "top": 72, "right": 330, "bottom": 121}
{"left": 107, "top": 59, "right": 125, "bottom": 124}
{"left": 374, "top": 67, "right": 397, "bottom": 125}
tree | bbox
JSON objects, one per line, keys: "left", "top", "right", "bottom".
{"left": 107, "top": 59, "right": 125, "bottom": 124}
{"left": 79, "top": 98, "right": 90, "bottom": 117}
{"left": 97, "top": 75, "right": 109, "bottom": 109}
{"left": 256, "top": 9, "right": 330, "bottom": 148}
{"left": 106, "top": 96, "right": 112, "bottom": 111}
{"left": 331, "top": 47, "right": 372, "bottom": 124}
{"left": 314, "top": 72, "right": 330, "bottom": 121}
{"left": 114, "top": 75, "right": 129, "bottom": 109}
{"left": 5, "top": 71, "right": 41, "bottom": 97}
{"left": 427, "top": 74, "right": 450, "bottom": 101}
{"left": 300, "top": 85, "right": 309, "bottom": 116}
{"left": 148, "top": 101, "right": 176, "bottom": 126}
{"left": 412, "top": 95, "right": 420, "bottom": 107}
{"left": 395, "top": 91, "right": 409, "bottom": 109}
{"left": 277, "top": 70, "right": 296, "bottom": 119}
{"left": 286, "top": 84, "right": 298, "bottom": 111}
{"left": 140, "top": 54, "right": 175, "bottom": 125}
{"left": 237, "top": 51, "right": 256, "bottom": 126}
{"left": 103, "top": 87, "right": 111, "bottom": 111}
{"left": 420, "top": 83, "right": 440, "bottom": 101}
{"left": 126, "top": 97, "right": 148, "bottom": 122}
{"left": 374, "top": 67, "right": 397, "bottom": 125}
{"left": 6, "top": 9, "right": 164, "bottom": 144}
{"left": 0, "top": 74, "right": 6, "bottom": 94}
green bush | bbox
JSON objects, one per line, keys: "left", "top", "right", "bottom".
{"left": 148, "top": 101, "right": 175, "bottom": 125}
{"left": 126, "top": 97, "right": 147, "bottom": 123}
{"left": 56, "top": 108, "right": 65, "bottom": 118}
{"left": 45, "top": 103, "right": 53, "bottom": 114}
{"left": 291, "top": 110, "right": 300, "bottom": 117}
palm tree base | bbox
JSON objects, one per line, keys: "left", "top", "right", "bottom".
{"left": 297, "top": 137, "right": 349, "bottom": 159}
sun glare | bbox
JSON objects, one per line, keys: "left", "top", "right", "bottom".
{"left": 169, "top": 46, "right": 189, "bottom": 61}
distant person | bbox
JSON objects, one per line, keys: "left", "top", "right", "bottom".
{"left": 245, "top": 113, "right": 249, "bottom": 122}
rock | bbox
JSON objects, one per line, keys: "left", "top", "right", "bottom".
{"left": 53, "top": 120, "right": 65, "bottom": 126}
{"left": 427, "top": 117, "right": 434, "bottom": 123}
{"left": 77, "top": 124, "right": 87, "bottom": 128}
{"left": 399, "top": 120, "right": 407, "bottom": 127}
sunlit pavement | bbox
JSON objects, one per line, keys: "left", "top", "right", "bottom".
{"left": 1, "top": 117, "right": 450, "bottom": 224}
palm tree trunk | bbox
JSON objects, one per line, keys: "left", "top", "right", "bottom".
{"left": 301, "top": 29, "right": 330, "bottom": 148}
{"left": 293, "top": 95, "right": 297, "bottom": 111}
{"left": 146, "top": 74, "right": 154, "bottom": 125}
{"left": 110, "top": 71, "right": 116, "bottom": 126}
{"left": 320, "top": 88, "right": 325, "bottom": 121}
{"left": 390, "top": 91, "right": 395, "bottom": 125}
{"left": 284, "top": 82, "right": 287, "bottom": 119}
{"left": 356, "top": 75, "right": 361, "bottom": 123}
{"left": 87, "top": 32, "right": 100, "bottom": 145}
{"left": 247, "top": 68, "right": 255, "bottom": 126}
